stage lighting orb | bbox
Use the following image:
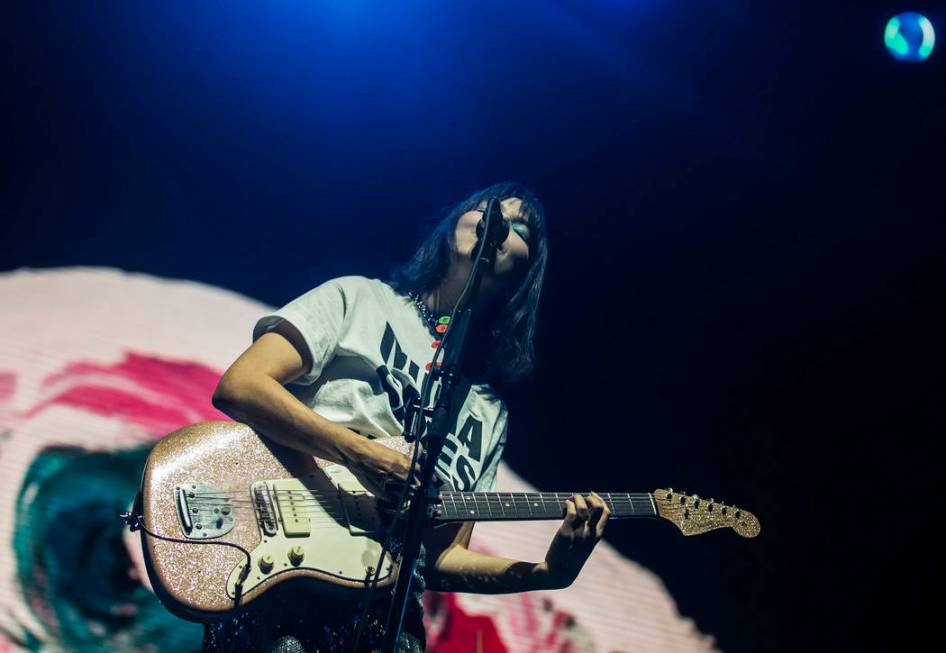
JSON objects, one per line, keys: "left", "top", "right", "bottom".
{"left": 885, "top": 13, "right": 935, "bottom": 62}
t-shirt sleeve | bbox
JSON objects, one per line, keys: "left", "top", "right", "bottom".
{"left": 251, "top": 278, "right": 351, "bottom": 385}
{"left": 474, "top": 402, "right": 508, "bottom": 492}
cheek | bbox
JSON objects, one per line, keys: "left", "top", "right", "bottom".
{"left": 454, "top": 230, "right": 476, "bottom": 257}
{"left": 454, "top": 214, "right": 483, "bottom": 255}
{"left": 501, "top": 242, "right": 530, "bottom": 279}
{"left": 512, "top": 238, "right": 531, "bottom": 263}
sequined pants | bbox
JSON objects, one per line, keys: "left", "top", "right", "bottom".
{"left": 201, "top": 589, "right": 425, "bottom": 653}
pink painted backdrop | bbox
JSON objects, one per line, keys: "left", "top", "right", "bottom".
{"left": 0, "top": 268, "right": 714, "bottom": 652}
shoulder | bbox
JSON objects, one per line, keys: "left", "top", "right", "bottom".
{"left": 320, "top": 275, "right": 374, "bottom": 292}
{"left": 303, "top": 277, "right": 415, "bottom": 325}
{"left": 300, "top": 275, "right": 385, "bottom": 310}
{"left": 327, "top": 276, "right": 403, "bottom": 302}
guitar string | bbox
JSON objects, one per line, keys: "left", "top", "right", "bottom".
{"left": 185, "top": 492, "right": 658, "bottom": 510}
{"left": 197, "top": 495, "right": 657, "bottom": 506}
{"left": 169, "top": 492, "right": 735, "bottom": 535}
{"left": 186, "top": 504, "right": 657, "bottom": 521}
{"left": 186, "top": 496, "right": 659, "bottom": 521}
{"left": 193, "top": 496, "right": 659, "bottom": 514}
{"left": 175, "top": 497, "right": 735, "bottom": 529}
{"left": 185, "top": 490, "right": 688, "bottom": 513}
{"left": 191, "top": 490, "right": 660, "bottom": 502}
{"left": 187, "top": 490, "right": 662, "bottom": 503}
{"left": 188, "top": 501, "right": 654, "bottom": 517}
{"left": 191, "top": 488, "right": 658, "bottom": 496}
{"left": 176, "top": 504, "right": 656, "bottom": 527}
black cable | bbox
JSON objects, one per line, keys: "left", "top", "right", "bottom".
{"left": 350, "top": 396, "right": 429, "bottom": 651}
{"left": 353, "top": 197, "right": 503, "bottom": 650}
{"left": 375, "top": 197, "right": 503, "bottom": 650}
{"left": 120, "top": 511, "right": 254, "bottom": 611}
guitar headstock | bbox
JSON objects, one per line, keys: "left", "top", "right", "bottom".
{"left": 653, "top": 488, "right": 760, "bottom": 538}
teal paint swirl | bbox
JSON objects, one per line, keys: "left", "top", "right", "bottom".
{"left": 9, "top": 445, "right": 202, "bottom": 652}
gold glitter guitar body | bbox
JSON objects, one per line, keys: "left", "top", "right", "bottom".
{"left": 136, "top": 421, "right": 760, "bottom": 623}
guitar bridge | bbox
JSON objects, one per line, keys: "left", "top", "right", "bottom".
{"left": 173, "top": 484, "right": 236, "bottom": 539}
{"left": 251, "top": 482, "right": 279, "bottom": 537}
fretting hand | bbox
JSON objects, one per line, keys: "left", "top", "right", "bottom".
{"left": 541, "top": 492, "right": 610, "bottom": 589}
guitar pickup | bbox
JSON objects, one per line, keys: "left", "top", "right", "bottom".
{"left": 273, "top": 480, "right": 312, "bottom": 537}
{"left": 337, "top": 484, "right": 379, "bottom": 536}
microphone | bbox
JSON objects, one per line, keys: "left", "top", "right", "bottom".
{"left": 474, "top": 197, "right": 510, "bottom": 249}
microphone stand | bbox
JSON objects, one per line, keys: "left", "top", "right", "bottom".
{"left": 381, "top": 197, "right": 506, "bottom": 652}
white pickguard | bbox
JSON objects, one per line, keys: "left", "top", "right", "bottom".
{"left": 225, "top": 464, "right": 395, "bottom": 598}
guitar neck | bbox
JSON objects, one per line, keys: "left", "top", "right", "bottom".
{"left": 434, "top": 491, "right": 657, "bottom": 523}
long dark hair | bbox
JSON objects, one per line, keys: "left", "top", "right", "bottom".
{"left": 388, "top": 182, "right": 549, "bottom": 385}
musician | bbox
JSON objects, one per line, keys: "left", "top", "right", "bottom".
{"left": 206, "top": 182, "right": 610, "bottom": 652}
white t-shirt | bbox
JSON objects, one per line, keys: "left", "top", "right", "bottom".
{"left": 253, "top": 275, "right": 507, "bottom": 492}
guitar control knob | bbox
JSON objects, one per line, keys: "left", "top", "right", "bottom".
{"left": 259, "top": 554, "right": 274, "bottom": 573}
{"left": 288, "top": 546, "right": 305, "bottom": 566}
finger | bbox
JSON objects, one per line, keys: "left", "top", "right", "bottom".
{"left": 562, "top": 497, "right": 578, "bottom": 526}
{"left": 586, "top": 492, "right": 605, "bottom": 529}
{"left": 589, "top": 492, "right": 609, "bottom": 538}
{"left": 593, "top": 491, "right": 611, "bottom": 516}
{"left": 595, "top": 511, "right": 609, "bottom": 539}
{"left": 572, "top": 493, "right": 589, "bottom": 523}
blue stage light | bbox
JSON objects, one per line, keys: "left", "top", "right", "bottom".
{"left": 885, "top": 12, "right": 935, "bottom": 62}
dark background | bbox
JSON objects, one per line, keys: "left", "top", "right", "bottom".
{"left": 3, "top": 2, "right": 944, "bottom": 650}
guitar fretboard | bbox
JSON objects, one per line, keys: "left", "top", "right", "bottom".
{"left": 436, "top": 492, "right": 656, "bottom": 522}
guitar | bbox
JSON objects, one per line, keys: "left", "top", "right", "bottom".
{"left": 133, "top": 421, "right": 760, "bottom": 622}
